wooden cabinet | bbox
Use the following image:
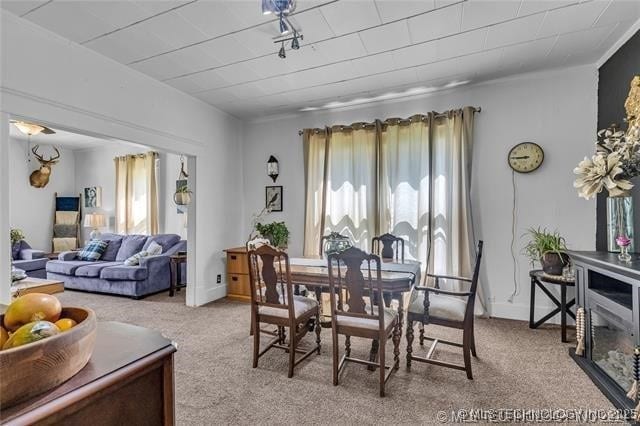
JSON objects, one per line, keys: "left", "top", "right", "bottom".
{"left": 225, "top": 247, "right": 251, "bottom": 302}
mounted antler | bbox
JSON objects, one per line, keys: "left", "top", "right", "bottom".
{"left": 29, "top": 145, "right": 61, "bottom": 188}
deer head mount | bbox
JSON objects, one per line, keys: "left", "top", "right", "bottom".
{"left": 29, "top": 145, "right": 60, "bottom": 188}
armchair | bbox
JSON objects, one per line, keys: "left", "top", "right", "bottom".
{"left": 406, "top": 241, "right": 484, "bottom": 379}
{"left": 12, "top": 240, "right": 47, "bottom": 278}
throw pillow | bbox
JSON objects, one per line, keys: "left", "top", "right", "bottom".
{"left": 124, "top": 241, "right": 163, "bottom": 266}
{"left": 78, "top": 239, "right": 109, "bottom": 261}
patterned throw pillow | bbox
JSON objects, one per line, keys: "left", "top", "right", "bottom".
{"left": 124, "top": 241, "right": 163, "bottom": 266}
{"left": 78, "top": 240, "right": 109, "bottom": 261}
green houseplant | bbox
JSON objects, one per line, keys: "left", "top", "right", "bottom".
{"left": 10, "top": 228, "right": 25, "bottom": 246}
{"left": 255, "top": 221, "right": 289, "bottom": 249}
{"left": 523, "top": 227, "right": 569, "bottom": 275}
{"left": 173, "top": 184, "right": 192, "bottom": 206}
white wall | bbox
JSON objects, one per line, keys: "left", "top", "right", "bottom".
{"left": 158, "top": 152, "right": 189, "bottom": 240}
{"left": 241, "top": 66, "right": 598, "bottom": 321}
{"left": 1, "top": 10, "right": 244, "bottom": 306}
{"left": 9, "top": 138, "right": 76, "bottom": 251}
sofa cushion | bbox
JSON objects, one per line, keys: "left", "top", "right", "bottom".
{"left": 46, "top": 260, "right": 95, "bottom": 276}
{"left": 101, "top": 265, "right": 148, "bottom": 281}
{"left": 78, "top": 240, "right": 109, "bottom": 261}
{"left": 75, "top": 262, "right": 123, "bottom": 278}
{"left": 98, "top": 233, "right": 124, "bottom": 261}
{"left": 143, "top": 234, "right": 180, "bottom": 253}
{"left": 116, "top": 235, "right": 148, "bottom": 261}
{"left": 13, "top": 258, "right": 48, "bottom": 273}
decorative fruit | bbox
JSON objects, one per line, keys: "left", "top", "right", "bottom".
{"left": 4, "top": 293, "right": 62, "bottom": 331}
{"left": 2, "top": 321, "right": 60, "bottom": 350}
{"left": 54, "top": 318, "right": 77, "bottom": 332}
{"left": 0, "top": 326, "right": 8, "bottom": 349}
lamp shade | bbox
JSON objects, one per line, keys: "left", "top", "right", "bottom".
{"left": 13, "top": 121, "right": 44, "bottom": 136}
{"left": 84, "top": 213, "right": 106, "bottom": 228}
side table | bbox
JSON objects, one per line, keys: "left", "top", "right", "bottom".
{"left": 529, "top": 269, "right": 576, "bottom": 343}
{"left": 169, "top": 254, "right": 187, "bottom": 297}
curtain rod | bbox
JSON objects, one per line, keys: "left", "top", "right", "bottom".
{"left": 297, "top": 107, "right": 481, "bottom": 135}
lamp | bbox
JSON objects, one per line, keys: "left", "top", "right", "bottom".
{"left": 278, "top": 42, "right": 286, "bottom": 59}
{"left": 291, "top": 32, "right": 300, "bottom": 50}
{"left": 13, "top": 121, "right": 45, "bottom": 136}
{"left": 84, "top": 213, "right": 106, "bottom": 240}
{"left": 267, "top": 155, "right": 279, "bottom": 182}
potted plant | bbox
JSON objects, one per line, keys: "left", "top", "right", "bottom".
{"left": 255, "top": 221, "right": 289, "bottom": 249}
{"left": 10, "top": 228, "right": 25, "bottom": 246}
{"left": 523, "top": 227, "right": 569, "bottom": 275}
{"left": 173, "top": 184, "right": 192, "bottom": 206}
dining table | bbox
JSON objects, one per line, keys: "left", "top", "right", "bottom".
{"left": 288, "top": 257, "right": 421, "bottom": 368}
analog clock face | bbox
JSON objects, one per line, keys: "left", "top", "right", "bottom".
{"left": 508, "top": 142, "right": 544, "bottom": 173}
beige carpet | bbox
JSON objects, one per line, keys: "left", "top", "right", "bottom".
{"left": 57, "top": 290, "right": 613, "bottom": 425}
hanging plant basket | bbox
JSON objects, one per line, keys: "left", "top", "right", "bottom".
{"left": 174, "top": 190, "right": 192, "bottom": 206}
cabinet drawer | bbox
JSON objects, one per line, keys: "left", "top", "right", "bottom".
{"left": 227, "top": 273, "right": 251, "bottom": 298}
{"left": 227, "top": 252, "right": 248, "bottom": 274}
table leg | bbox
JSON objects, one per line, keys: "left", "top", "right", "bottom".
{"left": 529, "top": 276, "right": 536, "bottom": 328}
{"left": 169, "top": 261, "right": 177, "bottom": 297}
{"left": 561, "top": 284, "right": 567, "bottom": 343}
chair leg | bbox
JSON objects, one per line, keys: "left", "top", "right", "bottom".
{"left": 470, "top": 326, "right": 477, "bottom": 358}
{"left": 419, "top": 324, "right": 425, "bottom": 346}
{"left": 463, "top": 329, "right": 473, "bottom": 380}
{"left": 379, "top": 338, "right": 386, "bottom": 397}
{"left": 315, "top": 311, "right": 321, "bottom": 354}
{"left": 252, "top": 321, "right": 260, "bottom": 369}
{"left": 406, "top": 320, "right": 414, "bottom": 368}
{"left": 332, "top": 329, "right": 339, "bottom": 386}
{"left": 288, "top": 326, "right": 295, "bottom": 378}
{"left": 392, "top": 321, "right": 401, "bottom": 370}
{"left": 345, "top": 335, "right": 351, "bottom": 357}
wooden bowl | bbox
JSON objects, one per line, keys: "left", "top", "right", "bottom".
{"left": 0, "top": 307, "right": 97, "bottom": 408}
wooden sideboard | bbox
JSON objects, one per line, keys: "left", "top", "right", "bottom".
{"left": 1, "top": 321, "right": 177, "bottom": 425}
{"left": 225, "top": 247, "right": 251, "bottom": 302}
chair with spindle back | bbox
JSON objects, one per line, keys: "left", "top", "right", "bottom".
{"left": 372, "top": 233, "right": 405, "bottom": 263}
{"left": 247, "top": 244, "right": 321, "bottom": 378}
{"left": 327, "top": 247, "right": 401, "bottom": 397}
{"left": 405, "top": 241, "right": 484, "bottom": 379}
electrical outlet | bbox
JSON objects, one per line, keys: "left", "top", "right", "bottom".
{"left": 216, "top": 274, "right": 221, "bottom": 284}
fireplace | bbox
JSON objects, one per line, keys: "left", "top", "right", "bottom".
{"left": 570, "top": 251, "right": 640, "bottom": 413}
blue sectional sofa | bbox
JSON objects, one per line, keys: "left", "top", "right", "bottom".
{"left": 46, "top": 233, "right": 186, "bottom": 299}
{"left": 12, "top": 240, "right": 48, "bottom": 278}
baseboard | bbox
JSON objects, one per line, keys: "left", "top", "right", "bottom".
{"left": 194, "top": 283, "right": 227, "bottom": 306}
{"left": 490, "top": 301, "right": 576, "bottom": 325}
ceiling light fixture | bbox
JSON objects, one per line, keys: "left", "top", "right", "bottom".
{"left": 278, "top": 42, "right": 286, "bottom": 59}
{"left": 262, "top": 0, "right": 302, "bottom": 58}
{"left": 291, "top": 32, "right": 301, "bottom": 50}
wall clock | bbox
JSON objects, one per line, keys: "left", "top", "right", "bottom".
{"left": 507, "top": 142, "right": 544, "bottom": 173}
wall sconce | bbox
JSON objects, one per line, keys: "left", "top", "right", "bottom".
{"left": 267, "top": 155, "right": 279, "bottom": 182}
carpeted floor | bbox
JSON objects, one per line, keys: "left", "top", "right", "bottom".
{"left": 57, "top": 290, "right": 613, "bottom": 425}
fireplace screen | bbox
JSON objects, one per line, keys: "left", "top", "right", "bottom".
{"left": 590, "top": 306, "right": 635, "bottom": 391}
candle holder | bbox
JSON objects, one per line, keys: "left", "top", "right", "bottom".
{"left": 616, "top": 235, "right": 632, "bottom": 263}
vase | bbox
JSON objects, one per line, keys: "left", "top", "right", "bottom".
{"left": 606, "top": 195, "right": 634, "bottom": 252}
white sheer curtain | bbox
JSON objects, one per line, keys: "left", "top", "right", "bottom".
{"left": 115, "top": 152, "right": 159, "bottom": 235}
{"left": 303, "top": 129, "right": 328, "bottom": 256}
{"left": 323, "top": 126, "right": 377, "bottom": 252}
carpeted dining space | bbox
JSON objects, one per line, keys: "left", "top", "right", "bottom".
{"left": 57, "top": 290, "right": 613, "bottom": 425}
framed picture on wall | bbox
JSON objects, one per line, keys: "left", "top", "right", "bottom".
{"left": 84, "top": 186, "right": 102, "bottom": 208}
{"left": 265, "top": 186, "right": 283, "bottom": 212}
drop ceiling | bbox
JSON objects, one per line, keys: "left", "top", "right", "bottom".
{"left": 2, "top": 0, "right": 639, "bottom": 119}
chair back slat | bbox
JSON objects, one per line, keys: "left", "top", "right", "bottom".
{"left": 328, "top": 247, "right": 384, "bottom": 328}
{"left": 372, "top": 233, "right": 405, "bottom": 263}
{"left": 247, "top": 244, "right": 294, "bottom": 318}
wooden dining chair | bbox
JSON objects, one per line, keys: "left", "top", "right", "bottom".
{"left": 247, "top": 244, "right": 321, "bottom": 378}
{"left": 372, "top": 233, "right": 405, "bottom": 263}
{"left": 327, "top": 247, "right": 401, "bottom": 397}
{"left": 405, "top": 241, "right": 484, "bottom": 379}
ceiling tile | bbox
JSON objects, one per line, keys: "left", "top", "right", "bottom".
{"left": 407, "top": 3, "right": 463, "bottom": 43}
{"left": 85, "top": 26, "right": 172, "bottom": 64}
{"left": 1, "top": 1, "right": 49, "bottom": 17}
{"left": 485, "top": 12, "right": 545, "bottom": 49}
{"left": 181, "top": 68, "right": 231, "bottom": 92}
{"left": 313, "top": 33, "right": 368, "bottom": 62}
{"left": 225, "top": 0, "right": 271, "bottom": 27}
{"left": 231, "top": 26, "right": 282, "bottom": 57}
{"left": 194, "top": 88, "right": 240, "bottom": 105}
{"left": 176, "top": 1, "right": 247, "bottom": 38}
{"left": 434, "top": 28, "right": 488, "bottom": 61}
{"left": 537, "top": 1, "right": 609, "bottom": 38}
{"left": 79, "top": 1, "right": 151, "bottom": 32}
{"left": 129, "top": 54, "right": 192, "bottom": 81}
{"left": 374, "top": 0, "right": 436, "bottom": 23}
{"left": 594, "top": 0, "right": 640, "bottom": 26}
{"left": 249, "top": 55, "right": 294, "bottom": 79}
{"left": 461, "top": 0, "right": 520, "bottom": 32}
{"left": 157, "top": 45, "right": 222, "bottom": 79}
{"left": 546, "top": 24, "right": 617, "bottom": 62}
{"left": 499, "top": 36, "right": 557, "bottom": 70}
{"left": 26, "top": 1, "right": 114, "bottom": 43}
{"left": 287, "top": 8, "right": 336, "bottom": 42}
{"left": 391, "top": 41, "right": 439, "bottom": 69}
{"left": 131, "top": 1, "right": 191, "bottom": 16}
{"left": 214, "top": 62, "right": 263, "bottom": 86}
{"left": 198, "top": 36, "right": 256, "bottom": 65}
{"left": 518, "top": 1, "right": 576, "bottom": 17}
{"left": 286, "top": 61, "right": 358, "bottom": 89}
{"left": 164, "top": 76, "right": 208, "bottom": 94}
{"left": 319, "top": 0, "right": 382, "bottom": 36}
{"left": 135, "top": 11, "right": 208, "bottom": 49}
{"left": 359, "top": 20, "right": 412, "bottom": 54}
{"left": 415, "top": 49, "right": 503, "bottom": 82}
{"left": 350, "top": 51, "right": 397, "bottom": 78}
